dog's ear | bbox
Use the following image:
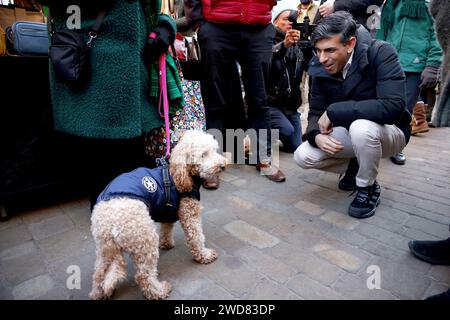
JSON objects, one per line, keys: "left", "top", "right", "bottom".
{"left": 170, "top": 163, "right": 193, "bottom": 193}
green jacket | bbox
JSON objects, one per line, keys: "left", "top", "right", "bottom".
{"left": 377, "top": 0, "right": 442, "bottom": 73}
{"left": 48, "top": 0, "right": 181, "bottom": 139}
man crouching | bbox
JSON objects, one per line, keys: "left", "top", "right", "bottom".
{"left": 294, "top": 11, "right": 411, "bottom": 219}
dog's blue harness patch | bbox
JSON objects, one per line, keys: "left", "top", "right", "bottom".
{"left": 97, "top": 167, "right": 200, "bottom": 222}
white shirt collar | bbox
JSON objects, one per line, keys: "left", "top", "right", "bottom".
{"left": 342, "top": 51, "right": 354, "bottom": 79}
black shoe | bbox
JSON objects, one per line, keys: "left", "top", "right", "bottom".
{"left": 390, "top": 152, "right": 406, "bottom": 165}
{"left": 338, "top": 158, "right": 358, "bottom": 191}
{"left": 348, "top": 181, "right": 381, "bottom": 219}
{"left": 425, "top": 288, "right": 450, "bottom": 301}
{"left": 408, "top": 238, "right": 450, "bottom": 265}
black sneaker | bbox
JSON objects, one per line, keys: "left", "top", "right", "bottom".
{"left": 408, "top": 238, "right": 450, "bottom": 265}
{"left": 348, "top": 181, "right": 381, "bottom": 219}
{"left": 338, "top": 158, "right": 358, "bottom": 191}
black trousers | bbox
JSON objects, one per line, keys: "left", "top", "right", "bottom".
{"left": 59, "top": 133, "right": 154, "bottom": 211}
{"left": 198, "top": 21, "right": 275, "bottom": 162}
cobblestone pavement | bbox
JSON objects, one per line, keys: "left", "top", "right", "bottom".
{"left": 1, "top": 128, "right": 449, "bottom": 300}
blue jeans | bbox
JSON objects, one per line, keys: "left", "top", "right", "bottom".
{"left": 405, "top": 72, "right": 422, "bottom": 113}
{"left": 269, "top": 107, "right": 302, "bottom": 153}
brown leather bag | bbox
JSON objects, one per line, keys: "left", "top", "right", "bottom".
{"left": 0, "top": 26, "right": 6, "bottom": 56}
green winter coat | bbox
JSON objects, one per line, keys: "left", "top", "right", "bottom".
{"left": 377, "top": 0, "right": 442, "bottom": 73}
{"left": 47, "top": 0, "right": 181, "bottom": 139}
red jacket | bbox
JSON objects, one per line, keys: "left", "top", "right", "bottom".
{"left": 201, "top": 0, "right": 277, "bottom": 25}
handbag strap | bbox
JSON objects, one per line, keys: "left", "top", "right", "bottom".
{"left": 49, "top": 6, "right": 110, "bottom": 48}
{"left": 86, "top": 8, "right": 108, "bottom": 47}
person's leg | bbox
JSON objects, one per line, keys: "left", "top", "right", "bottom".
{"left": 391, "top": 72, "right": 422, "bottom": 164}
{"left": 198, "top": 22, "right": 239, "bottom": 134}
{"left": 239, "top": 24, "right": 286, "bottom": 182}
{"left": 284, "top": 111, "right": 302, "bottom": 153}
{"left": 347, "top": 119, "right": 405, "bottom": 218}
{"left": 269, "top": 107, "right": 301, "bottom": 153}
{"left": 349, "top": 119, "right": 406, "bottom": 188}
{"left": 293, "top": 126, "right": 355, "bottom": 173}
{"left": 238, "top": 24, "right": 274, "bottom": 164}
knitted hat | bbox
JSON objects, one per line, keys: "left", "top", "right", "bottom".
{"left": 272, "top": 0, "right": 298, "bottom": 22}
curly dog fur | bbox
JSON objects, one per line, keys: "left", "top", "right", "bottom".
{"left": 89, "top": 130, "right": 226, "bottom": 300}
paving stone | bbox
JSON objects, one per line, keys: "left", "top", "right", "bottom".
{"left": 320, "top": 211, "right": 360, "bottom": 230}
{"left": 422, "top": 281, "right": 450, "bottom": 299}
{"left": 287, "top": 274, "right": 345, "bottom": 300}
{"left": 228, "top": 196, "right": 254, "bottom": 210}
{"left": 235, "top": 206, "right": 288, "bottom": 233}
{"left": 0, "top": 215, "right": 23, "bottom": 232}
{"left": 244, "top": 277, "right": 302, "bottom": 300}
{"left": 193, "top": 254, "right": 265, "bottom": 298}
{"left": 224, "top": 220, "right": 280, "bottom": 249}
{"left": 233, "top": 190, "right": 291, "bottom": 214}
{"left": 359, "top": 239, "right": 430, "bottom": 274}
{"left": 12, "top": 274, "right": 55, "bottom": 299}
{"left": 0, "top": 244, "right": 47, "bottom": 286}
{"left": 266, "top": 242, "right": 343, "bottom": 286}
{"left": 164, "top": 263, "right": 215, "bottom": 298}
{"left": 234, "top": 246, "right": 297, "bottom": 283}
{"left": 20, "top": 206, "right": 65, "bottom": 224}
{"left": 28, "top": 214, "right": 75, "bottom": 241}
{"left": 0, "top": 224, "right": 32, "bottom": 252}
{"left": 293, "top": 200, "right": 326, "bottom": 216}
{"left": 191, "top": 283, "right": 236, "bottom": 300}
{"left": 231, "top": 179, "right": 247, "bottom": 187}
{"left": 312, "top": 242, "right": 365, "bottom": 272}
{"left": 404, "top": 215, "right": 450, "bottom": 239}
{"left": 365, "top": 257, "right": 431, "bottom": 299}
{"left": 47, "top": 250, "right": 96, "bottom": 300}
{"left": 37, "top": 228, "right": 94, "bottom": 262}
{"left": 356, "top": 223, "right": 411, "bottom": 252}
{"left": 325, "top": 227, "right": 368, "bottom": 247}
{"left": 0, "top": 241, "right": 36, "bottom": 260}
{"left": 212, "top": 234, "right": 246, "bottom": 255}
{"left": 402, "top": 227, "right": 442, "bottom": 242}
{"left": 219, "top": 172, "right": 238, "bottom": 182}
{"left": 428, "top": 265, "right": 450, "bottom": 285}
{"left": 332, "top": 273, "right": 399, "bottom": 300}
{"left": 64, "top": 206, "right": 92, "bottom": 229}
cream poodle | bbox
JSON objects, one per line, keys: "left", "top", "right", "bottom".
{"left": 89, "top": 130, "right": 226, "bottom": 300}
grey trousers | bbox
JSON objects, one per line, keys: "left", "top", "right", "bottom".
{"left": 294, "top": 119, "right": 406, "bottom": 187}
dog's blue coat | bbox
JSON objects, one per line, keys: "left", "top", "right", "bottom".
{"left": 97, "top": 167, "right": 200, "bottom": 222}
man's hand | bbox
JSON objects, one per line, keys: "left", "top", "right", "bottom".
{"left": 284, "top": 29, "right": 300, "bottom": 48}
{"left": 318, "top": 111, "right": 332, "bottom": 134}
{"left": 315, "top": 134, "right": 344, "bottom": 155}
{"left": 319, "top": 1, "right": 335, "bottom": 17}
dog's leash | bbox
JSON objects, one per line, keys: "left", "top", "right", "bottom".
{"left": 158, "top": 52, "right": 171, "bottom": 158}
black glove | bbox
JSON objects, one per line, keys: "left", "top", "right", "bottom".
{"left": 145, "top": 24, "right": 175, "bottom": 60}
{"left": 420, "top": 65, "right": 439, "bottom": 88}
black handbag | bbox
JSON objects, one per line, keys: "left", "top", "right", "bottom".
{"left": 48, "top": 8, "right": 107, "bottom": 83}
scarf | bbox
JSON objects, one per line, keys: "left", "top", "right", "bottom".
{"left": 380, "top": 0, "right": 430, "bottom": 38}
{"left": 142, "top": 0, "right": 184, "bottom": 116}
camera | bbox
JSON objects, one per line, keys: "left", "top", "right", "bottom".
{"left": 288, "top": 11, "right": 316, "bottom": 49}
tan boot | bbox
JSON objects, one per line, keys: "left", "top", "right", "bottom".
{"left": 411, "top": 101, "right": 430, "bottom": 135}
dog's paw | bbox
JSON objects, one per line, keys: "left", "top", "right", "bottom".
{"left": 196, "top": 248, "right": 218, "bottom": 264}
{"left": 159, "top": 239, "right": 175, "bottom": 250}
{"left": 146, "top": 281, "right": 172, "bottom": 300}
{"left": 89, "top": 288, "right": 106, "bottom": 300}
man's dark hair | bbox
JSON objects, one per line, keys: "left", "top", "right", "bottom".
{"left": 311, "top": 11, "right": 357, "bottom": 45}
